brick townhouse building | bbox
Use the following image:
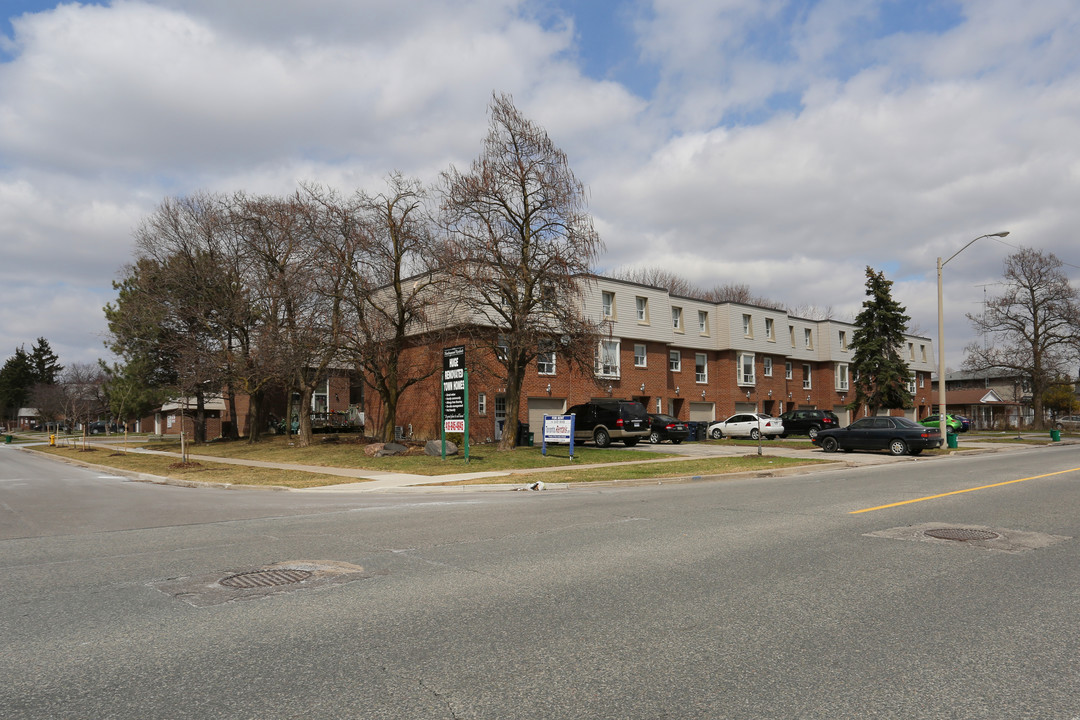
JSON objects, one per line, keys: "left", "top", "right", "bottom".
{"left": 373, "top": 275, "right": 937, "bottom": 443}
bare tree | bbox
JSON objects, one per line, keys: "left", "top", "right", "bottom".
{"left": 965, "top": 248, "right": 1080, "bottom": 429}
{"left": 61, "top": 362, "right": 107, "bottom": 438}
{"left": 608, "top": 266, "right": 785, "bottom": 308}
{"left": 311, "top": 176, "right": 444, "bottom": 442}
{"left": 235, "top": 192, "right": 343, "bottom": 447}
{"left": 440, "top": 93, "right": 604, "bottom": 449}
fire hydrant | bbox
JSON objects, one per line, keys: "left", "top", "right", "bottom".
{"left": 50, "top": 434, "right": 56, "bottom": 447}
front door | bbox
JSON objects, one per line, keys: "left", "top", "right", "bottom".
{"left": 494, "top": 395, "right": 507, "bottom": 441}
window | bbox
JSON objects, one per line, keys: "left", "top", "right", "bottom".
{"left": 602, "top": 291, "right": 615, "bottom": 319}
{"left": 656, "top": 398, "right": 662, "bottom": 414}
{"left": 742, "top": 314, "right": 753, "bottom": 338}
{"left": 669, "top": 350, "right": 681, "bottom": 372}
{"left": 908, "top": 342, "right": 915, "bottom": 360}
{"left": 477, "top": 392, "right": 487, "bottom": 416}
{"left": 763, "top": 357, "right": 773, "bottom": 377}
{"left": 538, "top": 343, "right": 555, "bottom": 375}
{"left": 789, "top": 325, "right": 796, "bottom": 347}
{"left": 596, "top": 339, "right": 620, "bottom": 378}
{"left": 672, "top": 307, "right": 683, "bottom": 331}
{"left": 738, "top": 353, "right": 755, "bottom": 385}
{"left": 496, "top": 335, "right": 509, "bottom": 362}
{"left": 765, "top": 318, "right": 774, "bottom": 340}
{"left": 636, "top": 296, "right": 649, "bottom": 323}
{"left": 313, "top": 378, "right": 329, "bottom": 413}
{"left": 907, "top": 372, "right": 916, "bottom": 394}
{"left": 695, "top": 353, "right": 708, "bottom": 383}
{"left": 634, "top": 343, "right": 647, "bottom": 368}
{"left": 838, "top": 330, "right": 847, "bottom": 350}
{"left": 804, "top": 328, "right": 813, "bottom": 349}
{"left": 802, "top": 363, "right": 812, "bottom": 390}
{"left": 919, "top": 373, "right": 925, "bottom": 388}
{"left": 698, "top": 310, "right": 709, "bottom": 334}
{"left": 785, "top": 361, "right": 793, "bottom": 380}
{"left": 920, "top": 344, "right": 927, "bottom": 362}
{"left": 835, "top": 363, "right": 849, "bottom": 391}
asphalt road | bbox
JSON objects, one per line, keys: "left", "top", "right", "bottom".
{"left": 2, "top": 443, "right": 1079, "bottom": 719}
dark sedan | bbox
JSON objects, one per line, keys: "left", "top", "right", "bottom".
{"left": 647, "top": 413, "right": 690, "bottom": 444}
{"left": 812, "top": 416, "right": 943, "bottom": 456}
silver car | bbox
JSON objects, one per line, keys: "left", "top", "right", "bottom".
{"left": 708, "top": 413, "right": 784, "bottom": 440}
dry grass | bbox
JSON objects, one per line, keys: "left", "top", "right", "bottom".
{"left": 33, "top": 445, "right": 370, "bottom": 489}
{"left": 434, "top": 455, "right": 826, "bottom": 485}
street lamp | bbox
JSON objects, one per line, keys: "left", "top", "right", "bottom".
{"left": 937, "top": 231, "right": 1010, "bottom": 444}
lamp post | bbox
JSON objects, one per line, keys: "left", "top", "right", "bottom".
{"left": 937, "top": 231, "right": 1010, "bottom": 444}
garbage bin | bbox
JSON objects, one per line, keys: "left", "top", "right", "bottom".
{"left": 516, "top": 423, "right": 530, "bottom": 447}
{"left": 4, "top": 435, "right": 11, "bottom": 444}
{"left": 946, "top": 433, "right": 958, "bottom": 449}
{"left": 685, "top": 422, "right": 698, "bottom": 442}
{"left": 1050, "top": 429, "right": 1061, "bottom": 442}
{"left": 527, "top": 432, "right": 534, "bottom": 447}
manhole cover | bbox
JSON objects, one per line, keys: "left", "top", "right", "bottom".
{"left": 924, "top": 528, "right": 1000, "bottom": 542}
{"left": 219, "top": 569, "right": 313, "bottom": 588}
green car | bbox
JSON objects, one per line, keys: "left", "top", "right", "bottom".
{"left": 919, "top": 414, "right": 962, "bottom": 434}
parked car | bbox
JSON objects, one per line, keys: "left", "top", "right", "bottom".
{"left": 647, "top": 413, "right": 690, "bottom": 444}
{"left": 952, "top": 414, "right": 972, "bottom": 432}
{"left": 813, "top": 416, "right": 943, "bottom": 456}
{"left": 567, "top": 399, "right": 651, "bottom": 447}
{"left": 707, "top": 413, "right": 784, "bottom": 440}
{"left": 919, "top": 414, "right": 962, "bottom": 434}
{"left": 88, "top": 421, "right": 120, "bottom": 435}
{"left": 1054, "top": 415, "right": 1080, "bottom": 430}
{"left": 777, "top": 409, "right": 839, "bottom": 439}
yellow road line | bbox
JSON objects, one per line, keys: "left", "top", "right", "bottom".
{"left": 849, "top": 467, "right": 1080, "bottom": 514}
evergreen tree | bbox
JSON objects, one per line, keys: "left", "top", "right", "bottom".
{"left": 30, "top": 337, "right": 63, "bottom": 384}
{"left": 849, "top": 267, "right": 913, "bottom": 416}
{"left": 0, "top": 346, "right": 36, "bottom": 417}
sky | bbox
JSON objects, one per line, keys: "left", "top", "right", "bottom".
{"left": 2, "top": 0, "right": 1078, "bottom": 373}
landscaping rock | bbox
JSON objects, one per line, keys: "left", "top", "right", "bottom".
{"left": 363, "top": 443, "right": 384, "bottom": 457}
{"left": 424, "top": 440, "right": 458, "bottom": 456}
{"left": 376, "top": 442, "right": 408, "bottom": 457}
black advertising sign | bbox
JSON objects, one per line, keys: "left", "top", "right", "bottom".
{"left": 442, "top": 345, "right": 466, "bottom": 433}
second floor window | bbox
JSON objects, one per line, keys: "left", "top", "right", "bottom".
{"left": 785, "top": 361, "right": 793, "bottom": 380}
{"left": 743, "top": 314, "right": 752, "bottom": 337}
{"left": 763, "top": 357, "right": 773, "bottom": 377}
{"left": 634, "top": 343, "right": 647, "bottom": 368}
{"left": 636, "top": 296, "right": 648, "bottom": 322}
{"left": 738, "top": 353, "right": 755, "bottom": 385}
{"left": 596, "top": 340, "right": 620, "bottom": 378}
{"left": 538, "top": 344, "right": 555, "bottom": 375}
{"left": 836, "top": 363, "right": 849, "bottom": 391}
{"left": 669, "top": 350, "right": 681, "bottom": 372}
{"left": 672, "top": 307, "right": 682, "bottom": 331}
{"left": 696, "top": 353, "right": 708, "bottom": 383}
{"left": 765, "top": 318, "right": 774, "bottom": 340}
{"left": 803, "top": 363, "right": 812, "bottom": 390}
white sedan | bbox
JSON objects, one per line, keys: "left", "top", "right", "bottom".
{"left": 707, "top": 413, "right": 784, "bottom": 440}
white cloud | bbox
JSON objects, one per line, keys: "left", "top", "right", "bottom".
{"left": 0, "top": 0, "right": 1078, "bottom": 374}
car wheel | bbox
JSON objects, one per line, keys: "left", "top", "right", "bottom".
{"left": 710, "top": 427, "right": 723, "bottom": 439}
{"left": 623, "top": 438, "right": 639, "bottom": 447}
{"left": 909, "top": 448, "right": 923, "bottom": 456}
{"left": 779, "top": 433, "right": 788, "bottom": 439}
{"left": 889, "top": 439, "right": 908, "bottom": 456}
{"left": 750, "top": 428, "right": 761, "bottom": 440}
{"left": 650, "top": 431, "right": 661, "bottom": 444}
{"left": 594, "top": 428, "right": 611, "bottom": 448}
{"left": 671, "top": 439, "right": 682, "bottom": 444}
{"left": 808, "top": 426, "right": 820, "bottom": 440}
{"left": 820, "top": 436, "right": 838, "bottom": 453}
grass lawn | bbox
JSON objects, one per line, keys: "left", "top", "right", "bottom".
{"left": 103, "top": 435, "right": 683, "bottom": 476}
{"left": 33, "top": 445, "right": 367, "bottom": 489}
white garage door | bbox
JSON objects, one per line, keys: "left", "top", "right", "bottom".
{"left": 528, "top": 398, "right": 566, "bottom": 434}
{"left": 688, "top": 402, "right": 715, "bottom": 422}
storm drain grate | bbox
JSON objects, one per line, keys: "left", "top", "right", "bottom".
{"left": 924, "top": 528, "right": 1000, "bottom": 542}
{"left": 219, "top": 569, "right": 313, "bottom": 588}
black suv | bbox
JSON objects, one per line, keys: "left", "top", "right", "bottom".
{"left": 778, "top": 409, "right": 840, "bottom": 439}
{"left": 567, "top": 400, "right": 651, "bottom": 447}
